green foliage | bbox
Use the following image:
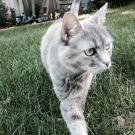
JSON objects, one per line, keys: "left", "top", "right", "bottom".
{"left": 93, "top": 0, "right": 134, "bottom": 7}
{"left": 0, "top": 0, "right": 8, "bottom": 27}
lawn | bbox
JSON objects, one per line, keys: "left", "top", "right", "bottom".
{"left": 0, "top": 3, "right": 135, "bottom": 135}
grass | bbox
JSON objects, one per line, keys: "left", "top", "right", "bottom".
{"left": 0, "top": 3, "right": 135, "bottom": 135}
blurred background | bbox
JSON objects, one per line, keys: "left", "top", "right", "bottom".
{"left": 0, "top": 0, "right": 134, "bottom": 28}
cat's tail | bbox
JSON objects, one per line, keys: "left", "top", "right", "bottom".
{"left": 70, "top": 0, "right": 81, "bottom": 16}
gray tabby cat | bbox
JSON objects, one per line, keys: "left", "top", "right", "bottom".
{"left": 41, "top": 0, "right": 113, "bottom": 134}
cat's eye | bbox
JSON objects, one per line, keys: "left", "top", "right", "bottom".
{"left": 84, "top": 48, "right": 96, "bottom": 56}
{"left": 106, "top": 43, "right": 110, "bottom": 50}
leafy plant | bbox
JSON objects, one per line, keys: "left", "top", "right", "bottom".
{"left": 0, "top": 0, "right": 8, "bottom": 27}
{"left": 92, "top": 0, "right": 134, "bottom": 7}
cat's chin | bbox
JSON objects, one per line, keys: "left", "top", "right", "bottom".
{"left": 82, "top": 66, "right": 109, "bottom": 74}
{"left": 94, "top": 67, "right": 111, "bottom": 74}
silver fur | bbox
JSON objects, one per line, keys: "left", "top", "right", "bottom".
{"left": 40, "top": 1, "right": 113, "bottom": 135}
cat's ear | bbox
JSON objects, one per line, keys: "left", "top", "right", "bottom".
{"left": 90, "top": 3, "right": 108, "bottom": 25}
{"left": 61, "top": 13, "right": 82, "bottom": 43}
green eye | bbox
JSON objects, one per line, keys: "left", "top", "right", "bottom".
{"left": 106, "top": 43, "right": 110, "bottom": 50}
{"left": 84, "top": 48, "right": 96, "bottom": 56}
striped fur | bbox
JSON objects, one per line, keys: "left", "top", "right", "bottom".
{"left": 41, "top": 2, "right": 113, "bottom": 135}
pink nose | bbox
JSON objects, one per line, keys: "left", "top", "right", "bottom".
{"left": 104, "top": 61, "right": 111, "bottom": 68}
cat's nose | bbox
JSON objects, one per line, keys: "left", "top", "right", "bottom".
{"left": 104, "top": 61, "right": 111, "bottom": 68}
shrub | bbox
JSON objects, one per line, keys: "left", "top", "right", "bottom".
{"left": 92, "top": 0, "right": 134, "bottom": 7}
{"left": 0, "top": 0, "right": 8, "bottom": 27}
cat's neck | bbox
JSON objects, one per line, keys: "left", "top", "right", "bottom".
{"left": 53, "top": 70, "right": 93, "bottom": 100}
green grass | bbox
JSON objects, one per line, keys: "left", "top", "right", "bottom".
{"left": 0, "top": 3, "right": 135, "bottom": 135}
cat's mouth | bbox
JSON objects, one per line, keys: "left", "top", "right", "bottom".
{"left": 89, "top": 61, "right": 112, "bottom": 69}
{"left": 83, "top": 62, "right": 111, "bottom": 73}
{"left": 89, "top": 63, "right": 96, "bottom": 68}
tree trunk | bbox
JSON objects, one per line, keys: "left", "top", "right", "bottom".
{"left": 22, "top": 0, "right": 31, "bottom": 17}
{"left": 31, "top": 0, "right": 35, "bottom": 17}
{"left": 47, "top": 0, "right": 60, "bottom": 19}
{"left": 40, "top": 0, "right": 47, "bottom": 16}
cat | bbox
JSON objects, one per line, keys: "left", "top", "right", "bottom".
{"left": 40, "top": 0, "right": 113, "bottom": 134}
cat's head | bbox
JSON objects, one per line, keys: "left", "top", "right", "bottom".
{"left": 59, "top": 3, "right": 113, "bottom": 74}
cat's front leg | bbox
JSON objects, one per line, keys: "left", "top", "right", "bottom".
{"left": 60, "top": 98, "right": 88, "bottom": 135}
